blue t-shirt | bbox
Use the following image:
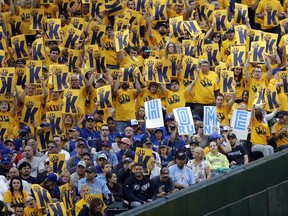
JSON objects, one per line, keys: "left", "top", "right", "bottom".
{"left": 169, "top": 164, "right": 195, "bottom": 187}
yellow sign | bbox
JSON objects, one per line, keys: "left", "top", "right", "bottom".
{"left": 219, "top": 70, "right": 235, "bottom": 93}
{"left": 134, "top": 147, "right": 153, "bottom": 175}
{"left": 49, "top": 154, "right": 66, "bottom": 175}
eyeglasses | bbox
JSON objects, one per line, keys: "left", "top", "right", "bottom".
{"left": 47, "top": 146, "right": 55, "bottom": 149}
{"left": 199, "top": 126, "right": 203, "bottom": 128}
{"left": 214, "top": 35, "right": 221, "bottom": 38}
{"left": 101, "top": 129, "right": 109, "bottom": 131}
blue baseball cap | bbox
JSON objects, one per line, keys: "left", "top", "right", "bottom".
{"left": 69, "top": 126, "right": 82, "bottom": 133}
{"left": 76, "top": 137, "right": 88, "bottom": 148}
{"left": 209, "top": 132, "right": 222, "bottom": 141}
{"left": 165, "top": 115, "right": 175, "bottom": 122}
{"left": 1, "top": 154, "right": 12, "bottom": 164}
{"left": 86, "top": 115, "right": 96, "bottom": 122}
{"left": 1, "top": 148, "right": 16, "bottom": 155}
{"left": 115, "top": 132, "right": 125, "bottom": 138}
{"left": 101, "top": 141, "right": 112, "bottom": 148}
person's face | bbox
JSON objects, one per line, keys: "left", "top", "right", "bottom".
{"left": 59, "top": 14, "right": 66, "bottom": 24}
{"left": 197, "top": 125, "right": 203, "bottom": 133}
{"left": 192, "top": 149, "right": 200, "bottom": 158}
{"left": 253, "top": 68, "right": 262, "bottom": 79}
{"left": 96, "top": 79, "right": 105, "bottom": 87}
{"left": 86, "top": 120, "right": 95, "bottom": 129}
{"left": 201, "top": 63, "right": 210, "bottom": 73}
{"left": 175, "top": 4, "right": 184, "bottom": 13}
{"left": 160, "top": 147, "right": 167, "bottom": 154}
{"left": 127, "top": 0, "right": 135, "bottom": 9}
{"left": 81, "top": 186, "right": 91, "bottom": 197}
{"left": 130, "top": 50, "right": 138, "bottom": 57}
{"left": 53, "top": 137, "right": 62, "bottom": 148}
{"left": 81, "top": 4, "right": 89, "bottom": 13}
{"left": 234, "top": 67, "right": 242, "bottom": 75}
{"left": 176, "top": 157, "right": 186, "bottom": 167}
{"left": 83, "top": 155, "right": 91, "bottom": 166}
{"left": 138, "top": 107, "right": 145, "bottom": 117}
{"left": 149, "top": 84, "right": 158, "bottom": 93}
{"left": 20, "top": 166, "right": 31, "bottom": 176}
{"left": 27, "top": 85, "right": 36, "bottom": 95}
{"left": 26, "top": 197, "right": 36, "bottom": 208}
{"left": 76, "top": 144, "right": 87, "bottom": 155}
{"left": 70, "top": 77, "right": 79, "bottom": 88}
{"left": 171, "top": 81, "right": 179, "bottom": 91}
{"left": 216, "top": 96, "right": 224, "bottom": 106}
{"left": 61, "top": 174, "right": 70, "bottom": 183}
{"left": 71, "top": 130, "right": 80, "bottom": 139}
{"left": 6, "top": 141, "right": 15, "bottom": 150}
{"left": 102, "top": 164, "right": 112, "bottom": 174}
{"left": 209, "top": 142, "right": 218, "bottom": 153}
{"left": 9, "top": 168, "right": 19, "bottom": 178}
{"left": 16, "top": 61, "right": 25, "bottom": 68}
{"left": 125, "top": 127, "right": 134, "bottom": 137}
{"left": 242, "top": 91, "right": 248, "bottom": 102}
{"left": 47, "top": 142, "right": 57, "bottom": 153}
{"left": 100, "top": 126, "right": 109, "bottom": 136}
{"left": 213, "top": 34, "right": 221, "bottom": 42}
{"left": 51, "top": 90, "right": 60, "bottom": 100}
{"left": 226, "top": 31, "right": 235, "bottom": 40}
{"left": 77, "top": 165, "right": 85, "bottom": 175}
{"left": 158, "top": 26, "right": 167, "bottom": 35}
{"left": 50, "top": 51, "right": 59, "bottom": 62}
{"left": 228, "top": 137, "right": 237, "bottom": 146}
{"left": 168, "top": 43, "right": 175, "bottom": 54}
{"left": 24, "top": 147, "right": 33, "bottom": 158}
{"left": 14, "top": 207, "right": 24, "bottom": 216}
{"left": 107, "top": 120, "right": 115, "bottom": 130}
{"left": 106, "top": 28, "right": 114, "bottom": 37}
{"left": 0, "top": 101, "right": 9, "bottom": 112}
{"left": 279, "top": 115, "right": 287, "bottom": 123}
{"left": 42, "top": 68, "right": 49, "bottom": 79}
{"left": 155, "top": 130, "right": 163, "bottom": 139}
{"left": 134, "top": 165, "right": 144, "bottom": 178}
{"left": 85, "top": 171, "right": 95, "bottom": 181}
{"left": 109, "top": 173, "right": 117, "bottom": 184}
{"left": 12, "top": 179, "right": 21, "bottom": 190}
{"left": 144, "top": 143, "right": 152, "bottom": 149}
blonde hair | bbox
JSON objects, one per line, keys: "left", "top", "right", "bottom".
{"left": 194, "top": 147, "right": 204, "bottom": 160}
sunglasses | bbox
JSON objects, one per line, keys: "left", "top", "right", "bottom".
{"left": 214, "top": 35, "right": 221, "bottom": 38}
{"left": 47, "top": 146, "right": 55, "bottom": 149}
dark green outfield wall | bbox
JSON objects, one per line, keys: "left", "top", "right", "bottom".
{"left": 118, "top": 149, "right": 288, "bottom": 216}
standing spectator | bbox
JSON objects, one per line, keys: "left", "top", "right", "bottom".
{"left": 18, "top": 161, "right": 38, "bottom": 184}
{"left": 17, "top": 145, "right": 45, "bottom": 178}
{"left": 92, "top": 124, "right": 113, "bottom": 153}
{"left": 152, "top": 167, "right": 178, "bottom": 198}
{"left": 93, "top": 141, "right": 118, "bottom": 168}
{"left": 226, "top": 133, "right": 249, "bottom": 168}
{"left": 51, "top": 135, "right": 70, "bottom": 161}
{"left": 250, "top": 104, "right": 274, "bottom": 156}
{"left": 272, "top": 111, "right": 288, "bottom": 151}
{"left": 107, "top": 117, "right": 118, "bottom": 142}
{"left": 80, "top": 116, "right": 100, "bottom": 148}
{"left": 67, "top": 126, "right": 82, "bottom": 153}
{"left": 169, "top": 151, "right": 195, "bottom": 189}
{"left": 124, "top": 162, "right": 157, "bottom": 208}
{"left": 71, "top": 161, "right": 86, "bottom": 188}
{"left": 111, "top": 132, "right": 125, "bottom": 154}
{"left": 0, "top": 154, "right": 13, "bottom": 179}
{"left": 7, "top": 167, "right": 31, "bottom": 195}
{"left": 187, "top": 147, "right": 211, "bottom": 183}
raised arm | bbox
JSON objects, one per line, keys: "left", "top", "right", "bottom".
{"left": 265, "top": 54, "right": 273, "bottom": 81}
{"left": 187, "top": 71, "right": 199, "bottom": 93}
{"left": 244, "top": 51, "right": 252, "bottom": 82}
{"left": 227, "top": 92, "right": 236, "bottom": 109}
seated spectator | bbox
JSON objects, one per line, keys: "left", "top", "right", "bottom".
{"left": 106, "top": 171, "right": 129, "bottom": 206}
{"left": 169, "top": 151, "right": 195, "bottom": 189}
{"left": 149, "top": 153, "right": 161, "bottom": 179}
{"left": 41, "top": 173, "right": 60, "bottom": 200}
{"left": 204, "top": 132, "right": 231, "bottom": 155}
{"left": 124, "top": 162, "right": 157, "bottom": 208}
{"left": 95, "top": 153, "right": 108, "bottom": 174}
{"left": 152, "top": 167, "right": 178, "bottom": 198}
{"left": 71, "top": 161, "right": 86, "bottom": 189}
{"left": 97, "top": 161, "right": 112, "bottom": 183}
{"left": 19, "top": 161, "right": 38, "bottom": 184}
{"left": 187, "top": 147, "right": 211, "bottom": 183}
{"left": 24, "top": 196, "right": 43, "bottom": 215}
{"left": 206, "top": 141, "right": 230, "bottom": 176}
{"left": 0, "top": 154, "right": 14, "bottom": 179}
{"left": 93, "top": 141, "right": 119, "bottom": 168}
{"left": 75, "top": 184, "right": 92, "bottom": 216}
{"left": 7, "top": 167, "right": 31, "bottom": 195}
{"left": 4, "top": 139, "right": 23, "bottom": 165}
{"left": 157, "top": 144, "right": 172, "bottom": 167}
{"left": 226, "top": 133, "right": 249, "bottom": 168}
{"left": 78, "top": 197, "right": 104, "bottom": 216}
{"left": 272, "top": 111, "right": 288, "bottom": 151}
{"left": 116, "top": 158, "right": 134, "bottom": 186}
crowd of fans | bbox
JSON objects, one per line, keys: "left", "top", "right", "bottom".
{"left": 0, "top": 0, "right": 287, "bottom": 215}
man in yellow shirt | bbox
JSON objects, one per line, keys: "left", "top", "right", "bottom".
{"left": 160, "top": 76, "right": 198, "bottom": 115}
{"left": 221, "top": 27, "right": 236, "bottom": 62}
{"left": 216, "top": 93, "right": 236, "bottom": 127}
{"left": 192, "top": 60, "right": 219, "bottom": 119}
{"left": 272, "top": 111, "right": 288, "bottom": 151}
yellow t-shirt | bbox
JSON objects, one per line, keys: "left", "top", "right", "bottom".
{"left": 4, "top": 190, "right": 29, "bottom": 207}
{"left": 246, "top": 78, "right": 266, "bottom": 110}
{"left": 235, "top": 76, "right": 246, "bottom": 100}
{"left": 193, "top": 72, "right": 219, "bottom": 104}
{"left": 45, "top": 99, "right": 63, "bottom": 112}
{"left": 101, "top": 37, "right": 118, "bottom": 66}
{"left": 218, "top": 0, "right": 230, "bottom": 9}
{"left": 251, "top": 118, "right": 270, "bottom": 145}
{"left": 18, "top": 7, "right": 36, "bottom": 35}
{"left": 135, "top": 88, "right": 161, "bottom": 111}
{"left": 272, "top": 122, "right": 288, "bottom": 147}
{"left": 216, "top": 104, "right": 231, "bottom": 126}
{"left": 164, "top": 89, "right": 189, "bottom": 114}
{"left": 221, "top": 38, "right": 236, "bottom": 62}
{"left": 268, "top": 78, "right": 288, "bottom": 111}
{"left": 24, "top": 206, "right": 43, "bottom": 216}
{"left": 115, "top": 88, "right": 137, "bottom": 121}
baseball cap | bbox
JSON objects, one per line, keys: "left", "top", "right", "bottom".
{"left": 157, "top": 22, "right": 168, "bottom": 28}
{"left": 130, "top": 119, "right": 138, "bottom": 126}
{"left": 189, "top": 139, "right": 199, "bottom": 145}
{"left": 227, "top": 133, "right": 237, "bottom": 139}
{"left": 86, "top": 115, "right": 96, "bottom": 122}
{"left": 226, "top": 27, "right": 235, "bottom": 33}
{"left": 144, "top": 139, "right": 153, "bottom": 145}
{"left": 69, "top": 126, "right": 82, "bottom": 133}
{"left": 209, "top": 132, "right": 222, "bottom": 141}
{"left": 77, "top": 160, "right": 86, "bottom": 168}
{"left": 120, "top": 137, "right": 131, "bottom": 146}
{"left": 159, "top": 144, "right": 168, "bottom": 148}
{"left": 42, "top": 65, "right": 48, "bottom": 71}
{"left": 115, "top": 132, "right": 125, "bottom": 138}
{"left": 86, "top": 166, "right": 96, "bottom": 173}
{"left": 101, "top": 141, "right": 112, "bottom": 148}
{"left": 223, "top": 126, "right": 230, "bottom": 131}
{"left": 165, "top": 115, "right": 175, "bottom": 122}
{"left": 19, "top": 126, "right": 31, "bottom": 133}
{"left": 123, "top": 157, "right": 133, "bottom": 163}
{"left": 278, "top": 111, "right": 287, "bottom": 117}
{"left": 76, "top": 137, "right": 88, "bottom": 148}
{"left": 106, "top": 24, "right": 113, "bottom": 30}
{"left": 154, "top": 128, "right": 163, "bottom": 133}
{"left": 141, "top": 45, "right": 152, "bottom": 53}
{"left": 171, "top": 79, "right": 179, "bottom": 85}
{"left": 4, "top": 139, "right": 15, "bottom": 145}
{"left": 1, "top": 148, "right": 16, "bottom": 155}
{"left": 176, "top": 151, "right": 187, "bottom": 160}
{"left": 193, "top": 115, "right": 201, "bottom": 121}
{"left": 1, "top": 154, "right": 12, "bottom": 164}
{"left": 97, "top": 153, "right": 108, "bottom": 160}
{"left": 107, "top": 117, "right": 115, "bottom": 122}
{"left": 47, "top": 173, "right": 58, "bottom": 181}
